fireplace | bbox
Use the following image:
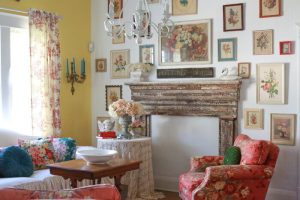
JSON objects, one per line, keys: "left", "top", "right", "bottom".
{"left": 126, "top": 79, "right": 242, "bottom": 155}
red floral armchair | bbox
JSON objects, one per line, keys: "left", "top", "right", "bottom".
{"left": 179, "top": 134, "right": 279, "bottom": 200}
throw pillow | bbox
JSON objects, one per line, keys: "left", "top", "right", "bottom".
{"left": 234, "top": 134, "right": 270, "bottom": 165}
{"left": 18, "top": 138, "right": 55, "bottom": 170}
{"left": 0, "top": 146, "right": 33, "bottom": 177}
{"left": 52, "top": 137, "right": 77, "bottom": 162}
{"left": 223, "top": 146, "right": 241, "bottom": 165}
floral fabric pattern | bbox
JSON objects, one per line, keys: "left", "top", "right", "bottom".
{"left": 0, "top": 184, "right": 121, "bottom": 200}
{"left": 52, "top": 137, "right": 76, "bottom": 162}
{"left": 179, "top": 134, "right": 280, "bottom": 200}
{"left": 18, "top": 138, "right": 55, "bottom": 170}
{"left": 29, "top": 9, "right": 61, "bottom": 137}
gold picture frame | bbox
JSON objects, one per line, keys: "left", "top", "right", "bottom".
{"left": 244, "top": 108, "right": 264, "bottom": 129}
{"left": 259, "top": 0, "right": 281, "bottom": 18}
{"left": 147, "top": 0, "right": 160, "bottom": 4}
{"left": 105, "top": 85, "right": 122, "bottom": 111}
{"left": 172, "top": 0, "right": 197, "bottom": 16}
{"left": 112, "top": 25, "right": 125, "bottom": 44}
{"left": 253, "top": 29, "right": 274, "bottom": 55}
{"left": 256, "top": 63, "right": 285, "bottom": 104}
{"left": 108, "top": 0, "right": 123, "bottom": 19}
{"left": 238, "top": 62, "right": 251, "bottom": 78}
{"left": 271, "top": 113, "right": 296, "bottom": 145}
{"left": 96, "top": 58, "right": 107, "bottom": 72}
{"left": 110, "top": 49, "right": 130, "bottom": 79}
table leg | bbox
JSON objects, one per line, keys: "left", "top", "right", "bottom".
{"left": 114, "top": 175, "right": 122, "bottom": 192}
{"left": 70, "top": 178, "right": 77, "bottom": 188}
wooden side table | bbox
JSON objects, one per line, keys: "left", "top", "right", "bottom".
{"left": 97, "top": 137, "right": 156, "bottom": 199}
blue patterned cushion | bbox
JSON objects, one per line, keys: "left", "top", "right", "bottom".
{"left": 52, "top": 138, "right": 77, "bottom": 162}
{"left": 0, "top": 146, "right": 33, "bottom": 177}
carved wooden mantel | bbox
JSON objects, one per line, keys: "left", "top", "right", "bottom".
{"left": 125, "top": 79, "right": 242, "bottom": 155}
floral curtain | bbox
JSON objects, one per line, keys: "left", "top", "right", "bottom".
{"left": 29, "top": 9, "right": 61, "bottom": 137}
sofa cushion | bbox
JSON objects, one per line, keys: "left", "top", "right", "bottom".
{"left": 52, "top": 137, "right": 76, "bottom": 162}
{"left": 223, "top": 146, "right": 241, "bottom": 165}
{"left": 18, "top": 138, "right": 55, "bottom": 170}
{"left": 234, "top": 134, "right": 270, "bottom": 165}
{"left": 0, "top": 146, "right": 33, "bottom": 177}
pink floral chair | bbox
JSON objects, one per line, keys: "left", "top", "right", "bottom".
{"left": 179, "top": 134, "right": 279, "bottom": 200}
{"left": 0, "top": 184, "right": 121, "bottom": 200}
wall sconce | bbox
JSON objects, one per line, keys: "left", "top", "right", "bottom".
{"left": 66, "top": 58, "right": 86, "bottom": 95}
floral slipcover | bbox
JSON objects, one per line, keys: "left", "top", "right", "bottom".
{"left": 0, "top": 184, "right": 121, "bottom": 200}
{"left": 52, "top": 137, "right": 76, "bottom": 162}
{"left": 179, "top": 134, "right": 279, "bottom": 200}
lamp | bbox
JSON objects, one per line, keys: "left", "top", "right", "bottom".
{"left": 66, "top": 58, "right": 86, "bottom": 95}
{"left": 104, "top": 0, "right": 174, "bottom": 44}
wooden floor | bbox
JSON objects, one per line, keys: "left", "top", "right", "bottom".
{"left": 159, "top": 190, "right": 180, "bottom": 200}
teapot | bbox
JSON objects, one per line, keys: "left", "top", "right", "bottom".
{"left": 98, "top": 119, "right": 115, "bottom": 132}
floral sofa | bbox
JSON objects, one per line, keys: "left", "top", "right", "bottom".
{"left": 179, "top": 134, "right": 280, "bottom": 200}
{"left": 0, "top": 128, "right": 119, "bottom": 199}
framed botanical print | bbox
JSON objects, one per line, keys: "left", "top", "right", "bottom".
{"left": 280, "top": 41, "right": 293, "bottom": 55}
{"left": 172, "top": 0, "right": 197, "bottom": 16}
{"left": 238, "top": 62, "right": 251, "bottom": 78}
{"left": 271, "top": 113, "right": 296, "bottom": 145}
{"left": 259, "top": 0, "right": 281, "bottom": 18}
{"left": 223, "top": 3, "right": 244, "bottom": 31}
{"left": 139, "top": 44, "right": 154, "bottom": 65}
{"left": 218, "top": 38, "right": 237, "bottom": 61}
{"left": 256, "top": 63, "right": 285, "bottom": 104}
{"left": 159, "top": 19, "right": 211, "bottom": 66}
{"left": 110, "top": 49, "right": 130, "bottom": 79}
{"left": 244, "top": 108, "right": 264, "bottom": 129}
{"left": 96, "top": 58, "right": 107, "bottom": 72}
{"left": 105, "top": 85, "right": 122, "bottom": 111}
{"left": 253, "top": 29, "right": 273, "bottom": 55}
{"left": 112, "top": 25, "right": 125, "bottom": 44}
{"left": 147, "top": 0, "right": 160, "bottom": 4}
{"left": 108, "top": 0, "right": 123, "bottom": 19}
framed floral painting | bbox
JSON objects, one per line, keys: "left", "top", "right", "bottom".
{"left": 110, "top": 49, "right": 130, "bottom": 79}
{"left": 223, "top": 3, "right": 244, "bottom": 31}
{"left": 159, "top": 19, "right": 211, "bottom": 66}
{"left": 244, "top": 108, "right": 264, "bottom": 129}
{"left": 108, "top": 0, "right": 123, "bottom": 19}
{"left": 271, "top": 113, "right": 295, "bottom": 145}
{"left": 112, "top": 25, "right": 125, "bottom": 44}
{"left": 253, "top": 29, "right": 273, "bottom": 55}
{"left": 172, "top": 0, "right": 197, "bottom": 16}
{"left": 259, "top": 0, "right": 281, "bottom": 18}
{"left": 147, "top": 0, "right": 160, "bottom": 4}
{"left": 105, "top": 85, "right": 122, "bottom": 111}
{"left": 218, "top": 38, "right": 237, "bottom": 61}
{"left": 238, "top": 62, "right": 251, "bottom": 78}
{"left": 96, "top": 58, "right": 107, "bottom": 72}
{"left": 256, "top": 63, "right": 285, "bottom": 104}
{"left": 139, "top": 44, "right": 154, "bottom": 65}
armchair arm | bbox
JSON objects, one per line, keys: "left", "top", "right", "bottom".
{"left": 190, "top": 156, "right": 224, "bottom": 172}
{"left": 205, "top": 165, "right": 274, "bottom": 181}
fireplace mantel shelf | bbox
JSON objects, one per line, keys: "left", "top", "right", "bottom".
{"left": 126, "top": 79, "right": 242, "bottom": 155}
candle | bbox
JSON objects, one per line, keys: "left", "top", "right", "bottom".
{"left": 73, "top": 58, "right": 76, "bottom": 73}
{"left": 83, "top": 58, "right": 85, "bottom": 74}
{"left": 66, "top": 58, "right": 69, "bottom": 75}
{"left": 80, "top": 59, "right": 83, "bottom": 75}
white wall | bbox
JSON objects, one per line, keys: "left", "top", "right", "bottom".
{"left": 91, "top": 0, "right": 300, "bottom": 199}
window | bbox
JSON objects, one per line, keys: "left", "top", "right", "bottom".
{"left": 0, "top": 13, "right": 31, "bottom": 135}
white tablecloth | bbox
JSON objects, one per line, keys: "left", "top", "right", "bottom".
{"left": 97, "top": 137, "right": 163, "bottom": 200}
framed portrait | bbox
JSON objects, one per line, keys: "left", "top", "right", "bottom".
{"left": 238, "top": 62, "right": 251, "bottom": 78}
{"left": 271, "top": 113, "right": 296, "bottom": 145}
{"left": 105, "top": 85, "right": 122, "bottom": 111}
{"left": 259, "top": 0, "right": 281, "bottom": 18}
{"left": 172, "top": 0, "right": 197, "bottom": 16}
{"left": 147, "top": 0, "right": 160, "bottom": 4}
{"left": 95, "top": 58, "right": 107, "bottom": 72}
{"left": 110, "top": 49, "right": 130, "bottom": 79}
{"left": 139, "top": 44, "right": 154, "bottom": 65}
{"left": 112, "top": 25, "right": 125, "bottom": 44}
{"left": 280, "top": 41, "right": 293, "bottom": 55}
{"left": 108, "top": 0, "right": 123, "bottom": 19}
{"left": 256, "top": 63, "right": 285, "bottom": 104}
{"left": 223, "top": 3, "right": 244, "bottom": 31}
{"left": 159, "top": 19, "right": 211, "bottom": 66}
{"left": 218, "top": 38, "right": 237, "bottom": 61}
{"left": 253, "top": 29, "right": 273, "bottom": 55}
{"left": 244, "top": 108, "right": 264, "bottom": 129}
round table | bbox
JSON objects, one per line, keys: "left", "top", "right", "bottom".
{"left": 97, "top": 137, "right": 162, "bottom": 200}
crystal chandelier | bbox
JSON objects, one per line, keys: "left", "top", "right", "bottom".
{"left": 104, "top": 0, "right": 174, "bottom": 44}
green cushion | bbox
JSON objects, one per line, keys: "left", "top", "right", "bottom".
{"left": 223, "top": 146, "right": 241, "bottom": 165}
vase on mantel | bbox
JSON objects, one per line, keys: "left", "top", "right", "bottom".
{"left": 117, "top": 114, "right": 132, "bottom": 139}
{"left": 130, "top": 70, "right": 150, "bottom": 82}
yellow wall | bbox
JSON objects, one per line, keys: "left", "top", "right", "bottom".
{"left": 0, "top": 0, "right": 92, "bottom": 145}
